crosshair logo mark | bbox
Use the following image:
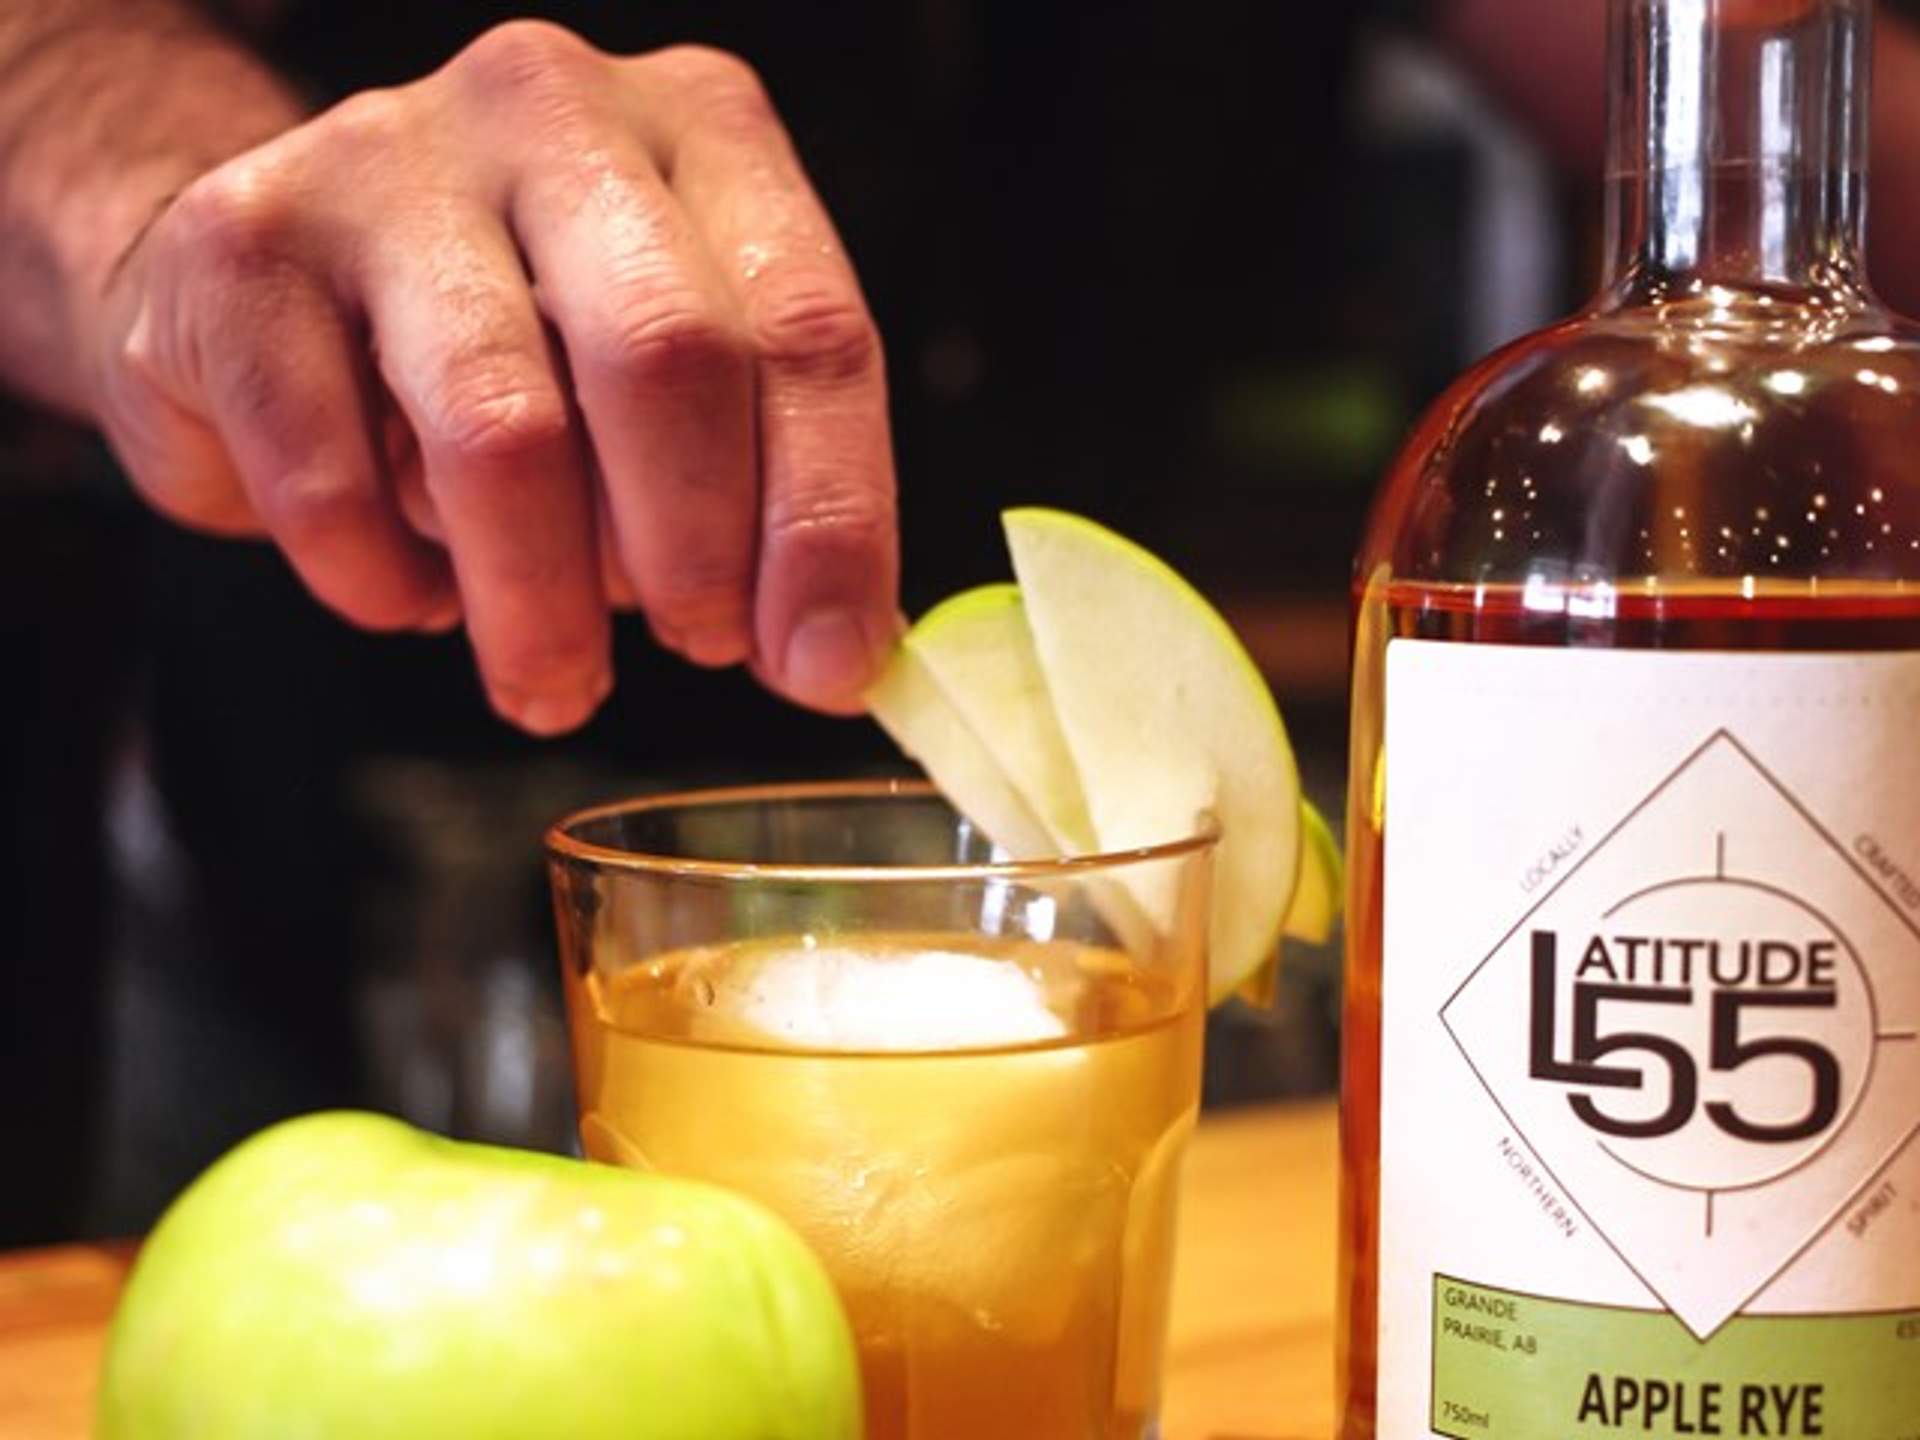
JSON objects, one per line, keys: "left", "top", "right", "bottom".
{"left": 1526, "top": 853, "right": 1881, "bottom": 1202}
{"left": 1442, "top": 729, "right": 1920, "bottom": 1339}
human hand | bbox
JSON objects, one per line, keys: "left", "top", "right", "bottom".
{"left": 90, "top": 22, "right": 898, "bottom": 732}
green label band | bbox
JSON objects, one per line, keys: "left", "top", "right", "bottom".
{"left": 1430, "top": 1275, "right": 1920, "bottom": 1439}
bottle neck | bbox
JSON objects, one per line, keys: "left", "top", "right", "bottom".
{"left": 1600, "top": 0, "right": 1872, "bottom": 305}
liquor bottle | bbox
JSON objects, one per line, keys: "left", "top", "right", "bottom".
{"left": 1342, "top": 1, "right": 1920, "bottom": 1436}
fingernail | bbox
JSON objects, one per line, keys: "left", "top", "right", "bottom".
{"left": 418, "top": 597, "right": 463, "bottom": 634}
{"left": 783, "top": 608, "right": 880, "bottom": 705}
{"left": 682, "top": 624, "right": 750, "bottom": 668}
{"left": 499, "top": 672, "right": 610, "bottom": 737}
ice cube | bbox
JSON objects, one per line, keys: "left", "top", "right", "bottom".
{"left": 899, "top": 1152, "right": 1125, "bottom": 1342}
{"left": 704, "top": 941, "right": 1069, "bottom": 1052}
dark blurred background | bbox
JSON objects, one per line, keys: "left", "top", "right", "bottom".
{"left": 2, "top": 0, "right": 1587, "bottom": 1244}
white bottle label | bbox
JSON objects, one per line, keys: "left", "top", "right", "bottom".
{"left": 1379, "top": 640, "right": 1920, "bottom": 1439}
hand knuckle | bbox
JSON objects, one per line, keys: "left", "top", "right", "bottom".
{"left": 676, "top": 47, "right": 779, "bottom": 135}
{"left": 174, "top": 164, "right": 292, "bottom": 269}
{"left": 427, "top": 375, "right": 571, "bottom": 469}
{"left": 463, "top": 19, "right": 592, "bottom": 76}
{"left": 593, "top": 301, "right": 740, "bottom": 389}
{"left": 767, "top": 479, "right": 895, "bottom": 555}
{"left": 751, "top": 287, "right": 879, "bottom": 383}
{"left": 320, "top": 87, "right": 409, "bottom": 152}
{"left": 653, "top": 44, "right": 766, "bottom": 103}
{"left": 114, "top": 327, "right": 169, "bottom": 393}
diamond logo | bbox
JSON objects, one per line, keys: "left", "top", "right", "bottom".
{"left": 1442, "top": 730, "right": 1920, "bottom": 1339}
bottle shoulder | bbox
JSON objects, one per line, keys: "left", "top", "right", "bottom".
{"left": 1360, "top": 303, "right": 1920, "bottom": 589}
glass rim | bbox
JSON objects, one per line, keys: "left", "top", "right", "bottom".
{"left": 544, "top": 777, "right": 1222, "bottom": 882}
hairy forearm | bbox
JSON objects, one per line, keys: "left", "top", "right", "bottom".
{"left": 0, "top": 0, "right": 302, "bottom": 417}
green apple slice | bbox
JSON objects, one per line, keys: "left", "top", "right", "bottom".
{"left": 1004, "top": 507, "right": 1301, "bottom": 1003}
{"left": 865, "top": 643, "right": 1054, "bottom": 861}
{"left": 899, "top": 583, "right": 1156, "bottom": 953}
{"left": 870, "top": 604, "right": 1155, "bottom": 955}
{"left": 904, "top": 583, "right": 1095, "bottom": 853}
{"left": 907, "top": 582, "right": 1340, "bottom": 956}
{"left": 869, "top": 510, "right": 1332, "bottom": 1005}
{"left": 1284, "top": 799, "right": 1343, "bottom": 945}
{"left": 1237, "top": 798, "right": 1344, "bottom": 1007}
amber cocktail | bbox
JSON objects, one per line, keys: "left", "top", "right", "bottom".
{"left": 548, "top": 782, "right": 1214, "bottom": 1440}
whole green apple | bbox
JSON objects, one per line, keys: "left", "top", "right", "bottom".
{"left": 96, "top": 1111, "right": 861, "bottom": 1439}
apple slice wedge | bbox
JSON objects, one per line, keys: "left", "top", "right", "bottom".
{"left": 868, "top": 509, "right": 1327, "bottom": 1004}
{"left": 1285, "top": 799, "right": 1343, "bottom": 946}
{"left": 1004, "top": 508, "right": 1301, "bottom": 1003}
{"left": 868, "top": 607, "right": 1157, "bottom": 954}
{"left": 1236, "top": 800, "right": 1345, "bottom": 1005}
{"left": 902, "top": 584, "right": 1095, "bottom": 853}
{"left": 865, "top": 642, "right": 1055, "bottom": 861}
{"left": 906, "top": 582, "right": 1340, "bottom": 948}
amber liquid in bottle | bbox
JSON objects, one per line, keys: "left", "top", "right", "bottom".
{"left": 1338, "top": 2, "right": 1920, "bottom": 1433}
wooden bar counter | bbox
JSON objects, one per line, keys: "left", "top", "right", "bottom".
{"left": 0, "top": 1101, "right": 1337, "bottom": 1439}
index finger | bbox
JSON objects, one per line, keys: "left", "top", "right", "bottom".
{"left": 630, "top": 48, "right": 899, "bottom": 714}
{"left": 365, "top": 218, "right": 613, "bottom": 734}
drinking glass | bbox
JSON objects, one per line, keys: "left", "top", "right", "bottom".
{"left": 546, "top": 779, "right": 1215, "bottom": 1440}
